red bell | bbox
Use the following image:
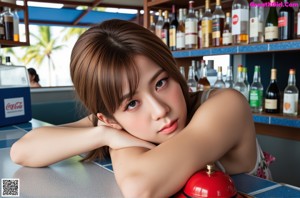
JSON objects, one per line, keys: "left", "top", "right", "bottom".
{"left": 173, "top": 164, "right": 238, "bottom": 198}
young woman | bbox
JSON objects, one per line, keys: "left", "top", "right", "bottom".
{"left": 11, "top": 19, "right": 272, "bottom": 197}
{"left": 27, "top": 68, "right": 42, "bottom": 88}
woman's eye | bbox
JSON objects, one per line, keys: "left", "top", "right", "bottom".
{"left": 126, "top": 100, "right": 138, "bottom": 110}
{"left": 156, "top": 78, "right": 168, "bottom": 90}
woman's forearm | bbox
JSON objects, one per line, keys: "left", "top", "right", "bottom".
{"left": 10, "top": 126, "right": 107, "bottom": 167}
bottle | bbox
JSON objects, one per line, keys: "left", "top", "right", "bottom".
{"left": 170, "top": 5, "right": 178, "bottom": 51}
{"left": 222, "top": 12, "right": 232, "bottom": 46}
{"left": 3, "top": 7, "right": 14, "bottom": 41}
{"left": 278, "top": 0, "right": 294, "bottom": 40}
{"left": 149, "top": 14, "right": 156, "bottom": 34}
{"left": 297, "top": 9, "right": 300, "bottom": 39}
{"left": 243, "top": 66, "right": 250, "bottom": 94}
{"left": 192, "top": 60, "right": 198, "bottom": 81}
{"left": 225, "top": 66, "right": 234, "bottom": 88}
{"left": 212, "top": 0, "right": 225, "bottom": 47}
{"left": 265, "top": 68, "right": 280, "bottom": 113}
{"left": 179, "top": 66, "right": 186, "bottom": 80}
{"left": 13, "top": 10, "right": 19, "bottom": 42}
{"left": 197, "top": 8, "right": 203, "bottom": 49}
{"left": 155, "top": 10, "right": 164, "bottom": 39}
{"left": 283, "top": 69, "right": 299, "bottom": 116}
{"left": 161, "top": 10, "right": 170, "bottom": 47}
{"left": 249, "top": 65, "right": 264, "bottom": 113}
{"left": 234, "top": 65, "right": 248, "bottom": 100}
{"left": 249, "top": 0, "right": 264, "bottom": 43}
{"left": 198, "top": 60, "right": 211, "bottom": 91}
{"left": 176, "top": 8, "right": 185, "bottom": 50}
{"left": 0, "top": 14, "right": 4, "bottom": 40}
{"left": 214, "top": 66, "right": 225, "bottom": 88}
{"left": 231, "top": 0, "right": 249, "bottom": 45}
{"left": 264, "top": 0, "right": 278, "bottom": 42}
{"left": 202, "top": 0, "right": 213, "bottom": 48}
{"left": 5, "top": 56, "right": 12, "bottom": 65}
{"left": 185, "top": 1, "right": 198, "bottom": 49}
{"left": 187, "top": 65, "right": 198, "bottom": 92}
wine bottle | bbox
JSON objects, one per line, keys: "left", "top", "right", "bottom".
{"left": 249, "top": 0, "right": 264, "bottom": 43}
{"left": 161, "top": 10, "right": 170, "bottom": 47}
{"left": 202, "top": 0, "right": 212, "bottom": 48}
{"left": 278, "top": 0, "right": 294, "bottom": 40}
{"left": 212, "top": 0, "right": 225, "bottom": 47}
{"left": 231, "top": 0, "right": 249, "bottom": 45}
{"left": 249, "top": 65, "right": 264, "bottom": 113}
{"left": 170, "top": 5, "right": 178, "bottom": 51}
{"left": 222, "top": 12, "right": 232, "bottom": 46}
{"left": 155, "top": 10, "right": 164, "bottom": 39}
{"left": 176, "top": 8, "right": 185, "bottom": 50}
{"left": 265, "top": 68, "right": 280, "bottom": 113}
{"left": 185, "top": 1, "right": 198, "bottom": 49}
{"left": 197, "top": 8, "right": 203, "bottom": 49}
{"left": 265, "top": 0, "right": 278, "bottom": 42}
{"left": 283, "top": 69, "right": 299, "bottom": 116}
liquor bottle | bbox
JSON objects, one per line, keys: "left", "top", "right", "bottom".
{"left": 176, "top": 8, "right": 185, "bottom": 50}
{"left": 214, "top": 66, "right": 225, "bottom": 88}
{"left": 212, "top": 0, "right": 225, "bottom": 47}
{"left": 249, "top": 65, "right": 264, "bottom": 113}
{"left": 222, "top": 12, "right": 232, "bottom": 46}
{"left": 283, "top": 69, "right": 299, "bottom": 116}
{"left": 202, "top": 0, "right": 212, "bottom": 48}
{"left": 231, "top": 0, "right": 249, "bottom": 45}
{"left": 249, "top": 0, "right": 264, "bottom": 43}
{"left": 170, "top": 5, "right": 178, "bottom": 51}
{"left": 187, "top": 65, "right": 198, "bottom": 92}
{"left": 0, "top": 14, "right": 4, "bottom": 40}
{"left": 185, "top": 1, "right": 198, "bottom": 49}
{"left": 225, "top": 66, "right": 234, "bottom": 88}
{"left": 197, "top": 8, "right": 203, "bottom": 49}
{"left": 265, "top": 68, "right": 280, "bottom": 113}
{"left": 13, "top": 10, "right": 19, "bottom": 42}
{"left": 3, "top": 7, "right": 14, "bottom": 41}
{"left": 265, "top": 0, "right": 278, "bottom": 42}
{"left": 234, "top": 65, "right": 248, "bottom": 100}
{"left": 278, "top": 0, "right": 294, "bottom": 40}
{"left": 198, "top": 60, "right": 211, "bottom": 91}
{"left": 243, "top": 66, "right": 250, "bottom": 94}
{"left": 149, "top": 14, "right": 156, "bottom": 34}
{"left": 161, "top": 10, "right": 170, "bottom": 47}
{"left": 179, "top": 66, "right": 186, "bottom": 80}
{"left": 155, "top": 10, "right": 164, "bottom": 39}
{"left": 297, "top": 9, "right": 300, "bottom": 38}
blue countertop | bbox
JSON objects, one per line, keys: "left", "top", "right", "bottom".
{"left": 1, "top": 119, "right": 300, "bottom": 197}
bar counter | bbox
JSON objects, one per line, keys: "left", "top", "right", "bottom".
{"left": 1, "top": 119, "right": 300, "bottom": 197}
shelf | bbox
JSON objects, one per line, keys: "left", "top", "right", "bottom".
{"left": 253, "top": 113, "right": 300, "bottom": 129}
{"left": 172, "top": 40, "right": 300, "bottom": 58}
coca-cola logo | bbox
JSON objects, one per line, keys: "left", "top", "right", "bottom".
{"left": 6, "top": 102, "right": 23, "bottom": 110}
{"left": 232, "top": 14, "right": 239, "bottom": 25}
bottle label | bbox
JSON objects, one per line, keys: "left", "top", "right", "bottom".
{"left": 265, "top": 26, "right": 278, "bottom": 40}
{"left": 232, "top": 9, "right": 249, "bottom": 35}
{"left": 176, "top": 31, "right": 185, "bottom": 49}
{"left": 278, "top": 16, "right": 287, "bottom": 28}
{"left": 250, "top": 17, "right": 262, "bottom": 37}
{"left": 185, "top": 21, "right": 197, "bottom": 45}
{"left": 265, "top": 99, "right": 278, "bottom": 110}
{"left": 202, "top": 19, "right": 212, "bottom": 47}
{"left": 283, "top": 93, "right": 299, "bottom": 114}
{"left": 170, "top": 28, "right": 176, "bottom": 48}
{"left": 249, "top": 90, "right": 263, "bottom": 107}
{"left": 222, "top": 32, "right": 232, "bottom": 44}
{"left": 212, "top": 18, "right": 221, "bottom": 39}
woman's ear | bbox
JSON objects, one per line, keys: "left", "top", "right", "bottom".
{"left": 96, "top": 113, "right": 122, "bottom": 130}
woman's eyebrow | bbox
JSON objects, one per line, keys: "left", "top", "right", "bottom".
{"left": 120, "top": 68, "right": 164, "bottom": 103}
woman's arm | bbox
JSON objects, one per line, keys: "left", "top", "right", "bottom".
{"left": 10, "top": 116, "right": 155, "bottom": 167}
{"left": 110, "top": 89, "right": 257, "bottom": 198}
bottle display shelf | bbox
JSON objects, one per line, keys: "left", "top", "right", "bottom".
{"left": 253, "top": 113, "right": 300, "bottom": 129}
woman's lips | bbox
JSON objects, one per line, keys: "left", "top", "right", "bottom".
{"left": 159, "top": 120, "right": 178, "bottom": 134}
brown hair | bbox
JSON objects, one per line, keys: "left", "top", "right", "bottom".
{"left": 70, "top": 19, "right": 190, "bottom": 161}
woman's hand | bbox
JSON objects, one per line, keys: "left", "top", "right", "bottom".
{"left": 98, "top": 119, "right": 156, "bottom": 150}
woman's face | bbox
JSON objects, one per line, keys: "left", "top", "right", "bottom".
{"left": 113, "top": 55, "right": 187, "bottom": 144}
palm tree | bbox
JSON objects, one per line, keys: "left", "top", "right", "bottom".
{"left": 22, "top": 26, "right": 66, "bottom": 86}
{"left": 62, "top": 27, "right": 87, "bottom": 42}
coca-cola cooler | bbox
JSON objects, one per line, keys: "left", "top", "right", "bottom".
{"left": 0, "top": 64, "right": 32, "bottom": 127}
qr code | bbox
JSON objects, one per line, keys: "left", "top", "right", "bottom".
{"left": 1, "top": 179, "right": 20, "bottom": 197}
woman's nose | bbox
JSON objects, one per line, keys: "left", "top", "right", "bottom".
{"left": 147, "top": 96, "right": 170, "bottom": 120}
